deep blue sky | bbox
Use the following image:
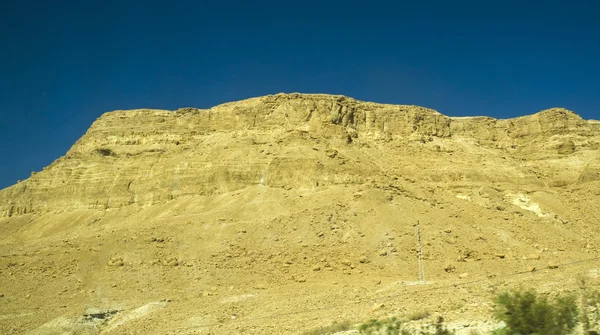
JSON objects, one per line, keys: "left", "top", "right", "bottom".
{"left": 1, "top": 0, "right": 599, "bottom": 190}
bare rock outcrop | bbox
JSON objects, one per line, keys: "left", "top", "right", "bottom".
{"left": 0, "top": 94, "right": 598, "bottom": 217}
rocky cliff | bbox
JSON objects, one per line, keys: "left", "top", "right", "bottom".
{"left": 1, "top": 93, "right": 598, "bottom": 217}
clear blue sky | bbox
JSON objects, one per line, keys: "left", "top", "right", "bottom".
{"left": 1, "top": 0, "right": 599, "bottom": 189}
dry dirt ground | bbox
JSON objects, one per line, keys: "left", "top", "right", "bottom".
{"left": 1, "top": 94, "right": 599, "bottom": 334}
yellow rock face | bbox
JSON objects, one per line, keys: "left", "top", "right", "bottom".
{"left": 1, "top": 94, "right": 598, "bottom": 217}
{"left": 1, "top": 93, "right": 599, "bottom": 334}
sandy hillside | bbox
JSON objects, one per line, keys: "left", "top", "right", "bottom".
{"left": 1, "top": 93, "right": 599, "bottom": 334}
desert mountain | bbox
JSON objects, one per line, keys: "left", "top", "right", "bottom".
{"left": 1, "top": 93, "right": 599, "bottom": 334}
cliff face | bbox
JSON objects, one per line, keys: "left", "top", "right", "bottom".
{"left": 2, "top": 94, "right": 600, "bottom": 334}
{"left": 1, "top": 93, "right": 598, "bottom": 217}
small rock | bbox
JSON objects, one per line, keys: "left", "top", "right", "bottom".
{"left": 108, "top": 256, "right": 124, "bottom": 267}
{"left": 164, "top": 258, "right": 179, "bottom": 266}
{"left": 459, "top": 273, "right": 469, "bottom": 279}
{"left": 254, "top": 284, "right": 267, "bottom": 290}
{"left": 547, "top": 262, "right": 559, "bottom": 269}
{"left": 325, "top": 149, "right": 338, "bottom": 158}
{"left": 359, "top": 256, "right": 369, "bottom": 264}
{"left": 526, "top": 266, "right": 536, "bottom": 272}
{"left": 495, "top": 253, "right": 506, "bottom": 259}
{"left": 370, "top": 303, "right": 385, "bottom": 312}
{"left": 317, "top": 232, "right": 324, "bottom": 237}
{"left": 379, "top": 249, "right": 388, "bottom": 256}
{"left": 312, "top": 266, "right": 321, "bottom": 271}
{"left": 524, "top": 254, "right": 540, "bottom": 260}
{"left": 0, "top": 293, "right": 4, "bottom": 298}
{"left": 25, "top": 294, "right": 31, "bottom": 299}
{"left": 444, "top": 263, "right": 456, "bottom": 273}
{"left": 341, "top": 260, "right": 351, "bottom": 266}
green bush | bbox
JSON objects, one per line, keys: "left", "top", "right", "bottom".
{"left": 359, "top": 317, "right": 408, "bottom": 335}
{"left": 490, "top": 328, "right": 510, "bottom": 335}
{"left": 493, "top": 289, "right": 578, "bottom": 335}
{"left": 358, "top": 316, "right": 454, "bottom": 335}
{"left": 578, "top": 275, "right": 600, "bottom": 334}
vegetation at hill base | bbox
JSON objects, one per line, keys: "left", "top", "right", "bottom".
{"left": 305, "top": 284, "right": 600, "bottom": 335}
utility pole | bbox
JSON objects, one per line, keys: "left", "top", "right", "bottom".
{"left": 417, "top": 221, "right": 425, "bottom": 284}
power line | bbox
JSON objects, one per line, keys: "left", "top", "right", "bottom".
{"left": 417, "top": 221, "right": 425, "bottom": 284}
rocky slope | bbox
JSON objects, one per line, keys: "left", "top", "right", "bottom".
{"left": 0, "top": 93, "right": 599, "bottom": 334}
{"left": 2, "top": 93, "right": 599, "bottom": 217}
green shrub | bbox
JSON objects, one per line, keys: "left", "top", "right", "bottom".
{"left": 490, "top": 328, "right": 510, "bottom": 335}
{"left": 428, "top": 316, "right": 455, "bottom": 335}
{"left": 493, "top": 289, "right": 578, "bottom": 335}
{"left": 359, "top": 317, "right": 409, "bottom": 335}
{"left": 358, "top": 316, "right": 454, "bottom": 335}
{"left": 578, "top": 275, "right": 600, "bottom": 334}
